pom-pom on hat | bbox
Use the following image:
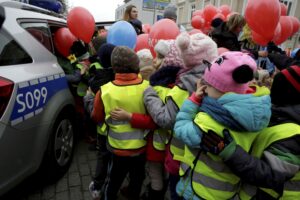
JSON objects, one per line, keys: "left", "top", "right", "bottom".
{"left": 111, "top": 46, "right": 140, "bottom": 73}
{"left": 136, "top": 49, "right": 153, "bottom": 69}
{"left": 204, "top": 51, "right": 257, "bottom": 94}
{"left": 176, "top": 32, "right": 218, "bottom": 68}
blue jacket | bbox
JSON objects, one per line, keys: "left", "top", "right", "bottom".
{"left": 174, "top": 89, "right": 271, "bottom": 200}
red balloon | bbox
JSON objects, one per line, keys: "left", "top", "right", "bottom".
{"left": 148, "top": 19, "right": 180, "bottom": 48}
{"left": 192, "top": 10, "right": 203, "bottom": 17}
{"left": 272, "top": 24, "right": 282, "bottom": 42}
{"left": 191, "top": 15, "right": 205, "bottom": 29}
{"left": 290, "top": 16, "right": 300, "bottom": 34}
{"left": 189, "top": 29, "right": 203, "bottom": 35}
{"left": 274, "top": 16, "right": 293, "bottom": 45}
{"left": 67, "top": 7, "right": 95, "bottom": 43}
{"left": 245, "top": 0, "right": 280, "bottom": 41}
{"left": 203, "top": 5, "right": 218, "bottom": 23}
{"left": 252, "top": 31, "right": 269, "bottom": 46}
{"left": 54, "top": 27, "right": 77, "bottom": 57}
{"left": 142, "top": 24, "right": 151, "bottom": 34}
{"left": 134, "top": 34, "right": 150, "bottom": 52}
{"left": 213, "top": 13, "right": 226, "bottom": 21}
{"left": 219, "top": 5, "right": 231, "bottom": 17}
{"left": 280, "top": 3, "right": 287, "bottom": 16}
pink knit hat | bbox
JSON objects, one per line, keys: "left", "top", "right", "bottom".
{"left": 176, "top": 32, "right": 218, "bottom": 68}
{"left": 204, "top": 51, "right": 257, "bottom": 94}
{"left": 161, "top": 40, "right": 185, "bottom": 68}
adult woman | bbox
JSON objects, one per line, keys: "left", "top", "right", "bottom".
{"left": 123, "top": 5, "right": 143, "bottom": 35}
{"left": 211, "top": 14, "right": 246, "bottom": 51}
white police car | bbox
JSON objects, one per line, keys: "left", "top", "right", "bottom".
{"left": 0, "top": 1, "right": 76, "bottom": 195}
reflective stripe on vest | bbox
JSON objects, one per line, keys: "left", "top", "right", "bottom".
{"left": 240, "top": 123, "right": 300, "bottom": 200}
{"left": 166, "top": 86, "right": 189, "bottom": 156}
{"left": 101, "top": 80, "right": 149, "bottom": 150}
{"left": 190, "top": 112, "right": 258, "bottom": 200}
{"left": 152, "top": 86, "right": 171, "bottom": 151}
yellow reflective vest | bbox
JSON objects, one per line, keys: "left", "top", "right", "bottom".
{"left": 186, "top": 112, "right": 259, "bottom": 200}
{"left": 152, "top": 86, "right": 171, "bottom": 151}
{"left": 239, "top": 123, "right": 300, "bottom": 200}
{"left": 101, "top": 80, "right": 149, "bottom": 151}
{"left": 166, "top": 86, "right": 189, "bottom": 157}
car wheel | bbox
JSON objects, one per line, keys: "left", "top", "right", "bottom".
{"left": 42, "top": 110, "right": 76, "bottom": 180}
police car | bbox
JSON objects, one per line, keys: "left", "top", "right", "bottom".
{"left": 0, "top": 1, "right": 76, "bottom": 195}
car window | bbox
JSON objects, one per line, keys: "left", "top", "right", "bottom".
{"left": 21, "top": 22, "right": 53, "bottom": 53}
{"left": 0, "top": 29, "right": 32, "bottom": 66}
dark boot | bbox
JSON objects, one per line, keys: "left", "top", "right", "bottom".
{"left": 148, "top": 188, "right": 165, "bottom": 200}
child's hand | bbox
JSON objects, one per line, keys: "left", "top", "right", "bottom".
{"left": 195, "top": 79, "right": 207, "bottom": 99}
{"left": 110, "top": 108, "right": 132, "bottom": 121}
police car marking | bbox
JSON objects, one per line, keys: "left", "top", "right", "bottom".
{"left": 30, "top": 79, "right": 38, "bottom": 85}
{"left": 39, "top": 77, "right": 47, "bottom": 83}
{"left": 47, "top": 75, "right": 54, "bottom": 81}
{"left": 60, "top": 73, "right": 65, "bottom": 78}
{"left": 11, "top": 117, "right": 23, "bottom": 126}
{"left": 19, "top": 81, "right": 29, "bottom": 88}
{"left": 54, "top": 74, "right": 60, "bottom": 79}
{"left": 24, "top": 112, "right": 34, "bottom": 120}
{"left": 10, "top": 74, "right": 68, "bottom": 125}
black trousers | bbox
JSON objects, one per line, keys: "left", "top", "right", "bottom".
{"left": 103, "top": 153, "right": 146, "bottom": 200}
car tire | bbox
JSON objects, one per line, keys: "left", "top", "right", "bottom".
{"left": 41, "top": 110, "right": 76, "bottom": 181}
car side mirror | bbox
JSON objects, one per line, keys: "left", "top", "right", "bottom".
{"left": 0, "top": 6, "right": 5, "bottom": 30}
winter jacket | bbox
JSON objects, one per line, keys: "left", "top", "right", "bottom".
{"left": 221, "top": 104, "right": 300, "bottom": 200}
{"left": 174, "top": 87, "right": 271, "bottom": 200}
{"left": 211, "top": 22, "right": 241, "bottom": 51}
{"left": 268, "top": 53, "right": 300, "bottom": 71}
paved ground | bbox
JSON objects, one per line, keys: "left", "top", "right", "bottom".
{"left": 1, "top": 140, "right": 134, "bottom": 200}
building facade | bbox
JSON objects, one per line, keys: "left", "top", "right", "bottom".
{"left": 115, "top": 0, "right": 177, "bottom": 25}
{"left": 175, "top": 0, "right": 299, "bottom": 48}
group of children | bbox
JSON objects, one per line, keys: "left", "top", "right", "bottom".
{"left": 60, "top": 25, "right": 300, "bottom": 200}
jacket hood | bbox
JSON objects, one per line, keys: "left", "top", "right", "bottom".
{"left": 270, "top": 104, "right": 300, "bottom": 126}
{"left": 150, "top": 65, "right": 181, "bottom": 87}
{"left": 218, "top": 88, "right": 272, "bottom": 132}
{"left": 177, "top": 63, "right": 207, "bottom": 94}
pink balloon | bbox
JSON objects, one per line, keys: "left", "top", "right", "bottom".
{"left": 142, "top": 24, "right": 151, "bottom": 34}
{"left": 192, "top": 10, "right": 203, "bottom": 17}
{"left": 189, "top": 29, "right": 203, "bottom": 35}
{"left": 252, "top": 31, "right": 269, "bottom": 46}
{"left": 148, "top": 19, "right": 180, "bottom": 48}
{"left": 219, "top": 5, "right": 231, "bottom": 17}
{"left": 67, "top": 7, "right": 95, "bottom": 43}
{"left": 191, "top": 15, "right": 205, "bottom": 29}
{"left": 290, "top": 16, "right": 300, "bottom": 34}
{"left": 274, "top": 16, "right": 293, "bottom": 45}
{"left": 203, "top": 4, "right": 218, "bottom": 23}
{"left": 280, "top": 3, "right": 287, "bottom": 16}
{"left": 245, "top": 0, "right": 280, "bottom": 41}
{"left": 54, "top": 27, "right": 77, "bottom": 57}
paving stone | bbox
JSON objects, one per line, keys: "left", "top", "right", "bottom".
{"left": 68, "top": 172, "right": 81, "bottom": 187}
{"left": 81, "top": 176, "right": 91, "bottom": 191}
{"left": 42, "top": 184, "right": 55, "bottom": 200}
{"left": 56, "top": 178, "right": 68, "bottom": 193}
{"left": 78, "top": 163, "right": 90, "bottom": 176}
{"left": 55, "top": 191, "right": 69, "bottom": 200}
{"left": 69, "top": 186, "right": 83, "bottom": 200}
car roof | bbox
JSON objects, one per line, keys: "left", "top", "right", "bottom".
{"left": 0, "top": 1, "right": 66, "bottom": 23}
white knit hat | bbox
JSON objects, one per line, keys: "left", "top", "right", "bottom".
{"left": 176, "top": 32, "right": 218, "bottom": 68}
{"left": 154, "top": 40, "right": 171, "bottom": 57}
{"left": 136, "top": 49, "right": 153, "bottom": 69}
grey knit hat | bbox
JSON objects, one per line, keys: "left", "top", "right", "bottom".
{"left": 163, "top": 4, "right": 177, "bottom": 20}
{"left": 111, "top": 46, "right": 140, "bottom": 73}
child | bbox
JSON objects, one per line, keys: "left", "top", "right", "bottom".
{"left": 136, "top": 49, "right": 155, "bottom": 80}
{"left": 92, "top": 46, "right": 148, "bottom": 200}
{"left": 200, "top": 64, "right": 300, "bottom": 200}
{"left": 174, "top": 51, "right": 272, "bottom": 200}
{"left": 143, "top": 32, "right": 218, "bottom": 200}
